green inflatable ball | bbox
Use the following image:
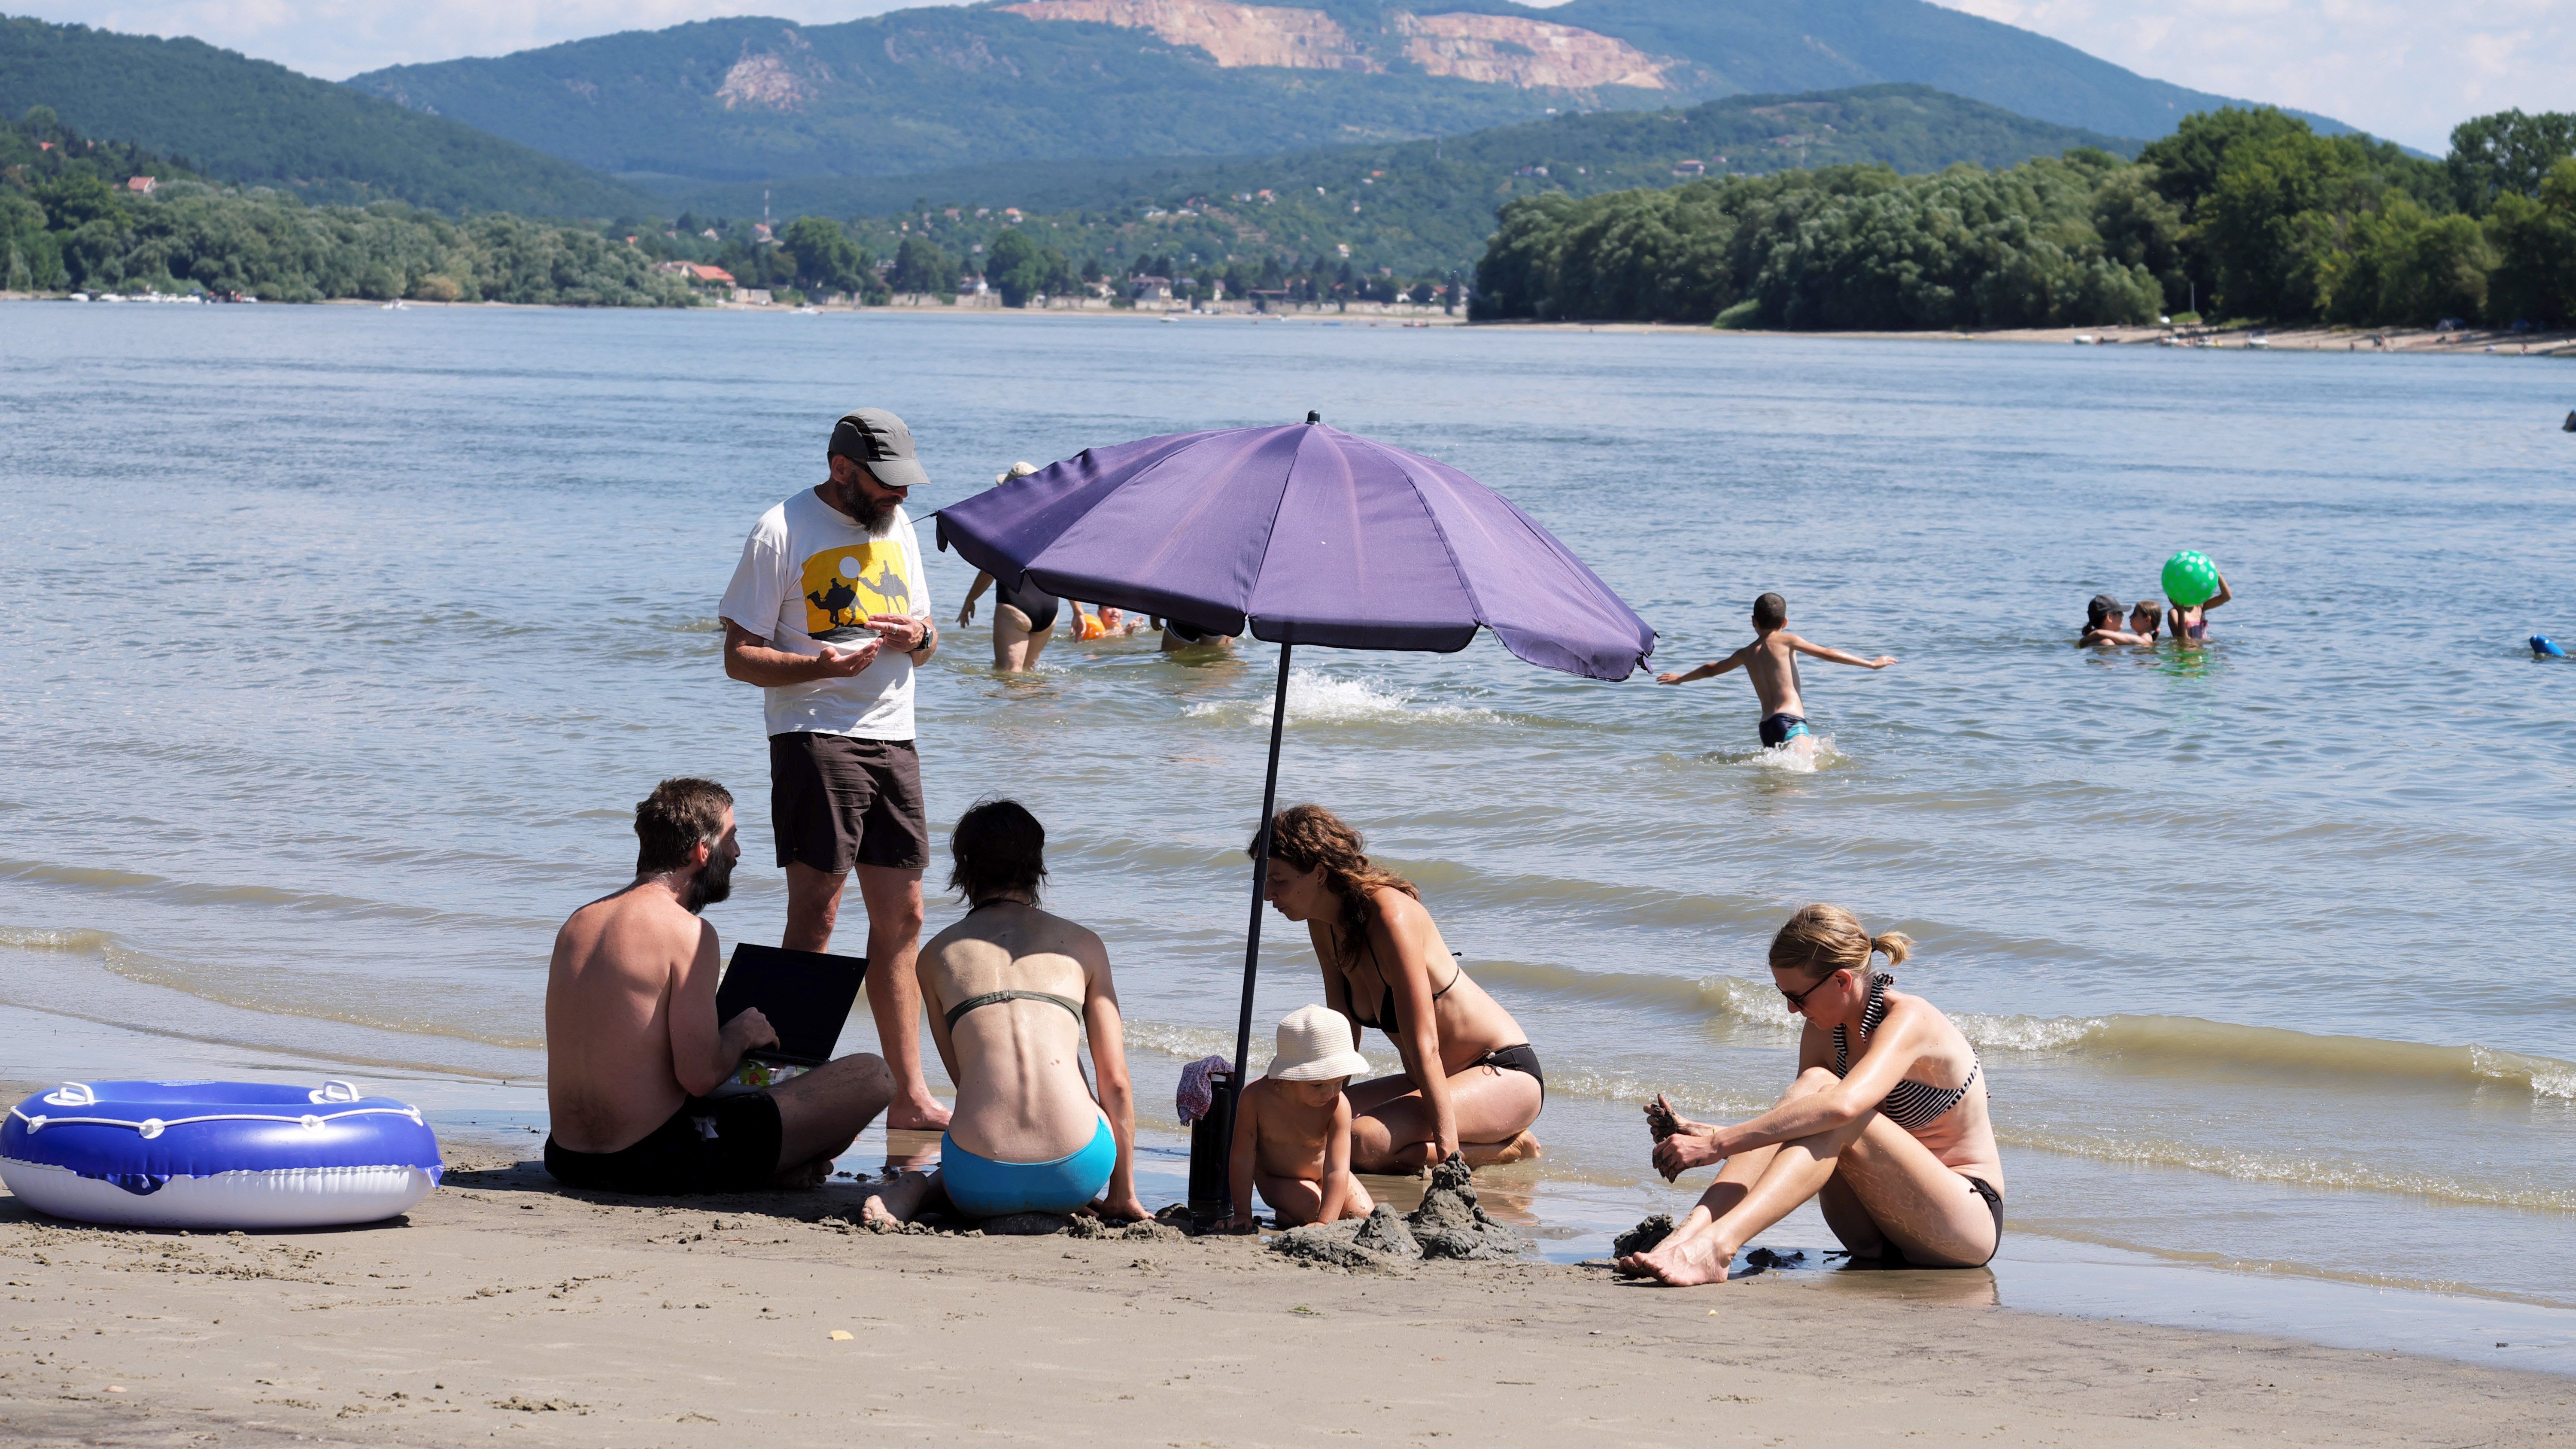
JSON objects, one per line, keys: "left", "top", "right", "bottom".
{"left": 2162, "top": 551, "right": 2219, "bottom": 608}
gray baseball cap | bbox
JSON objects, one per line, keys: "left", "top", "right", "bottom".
{"left": 828, "top": 407, "right": 930, "bottom": 490}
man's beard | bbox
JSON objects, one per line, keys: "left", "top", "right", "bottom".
{"left": 683, "top": 851, "right": 735, "bottom": 914}
{"left": 844, "top": 482, "right": 900, "bottom": 536}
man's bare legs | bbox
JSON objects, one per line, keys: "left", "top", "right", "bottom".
{"left": 784, "top": 860, "right": 950, "bottom": 1130}
{"left": 766, "top": 1053, "right": 893, "bottom": 1187}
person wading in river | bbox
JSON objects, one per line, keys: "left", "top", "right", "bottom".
{"left": 718, "top": 407, "right": 949, "bottom": 1132}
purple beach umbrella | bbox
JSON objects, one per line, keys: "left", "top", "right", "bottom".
{"left": 936, "top": 417, "right": 1654, "bottom": 1210}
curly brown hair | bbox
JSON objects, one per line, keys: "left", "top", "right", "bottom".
{"left": 1251, "top": 804, "right": 1420, "bottom": 957}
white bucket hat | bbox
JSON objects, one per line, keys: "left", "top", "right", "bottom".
{"left": 1265, "top": 1004, "right": 1371, "bottom": 1083}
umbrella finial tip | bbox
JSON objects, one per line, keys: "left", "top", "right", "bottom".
{"left": 1306, "top": 410, "right": 1321, "bottom": 424}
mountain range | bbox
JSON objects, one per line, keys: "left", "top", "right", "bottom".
{"left": 345, "top": 0, "right": 2354, "bottom": 191}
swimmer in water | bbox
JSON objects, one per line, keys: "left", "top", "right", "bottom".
{"left": 955, "top": 465, "right": 1059, "bottom": 672}
{"left": 2126, "top": 597, "right": 2163, "bottom": 643}
{"left": 2166, "top": 570, "right": 2232, "bottom": 644}
{"left": 2079, "top": 594, "right": 2153, "bottom": 648}
{"left": 1656, "top": 592, "right": 1895, "bottom": 756}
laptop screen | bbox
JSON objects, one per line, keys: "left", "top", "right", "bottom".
{"left": 714, "top": 943, "right": 868, "bottom": 1066}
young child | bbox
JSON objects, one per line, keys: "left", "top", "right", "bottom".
{"left": 1227, "top": 1005, "right": 1375, "bottom": 1231}
{"left": 2126, "top": 597, "right": 2163, "bottom": 643}
{"left": 2166, "top": 571, "right": 2232, "bottom": 644}
{"left": 2080, "top": 593, "right": 2154, "bottom": 647}
{"left": 1656, "top": 592, "right": 1896, "bottom": 755}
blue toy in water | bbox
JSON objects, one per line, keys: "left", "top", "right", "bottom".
{"left": 2536, "top": 636, "right": 2567, "bottom": 658}
{"left": 0, "top": 1080, "right": 441, "bottom": 1229}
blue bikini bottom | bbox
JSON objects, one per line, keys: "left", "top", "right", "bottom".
{"left": 941, "top": 1114, "right": 1115, "bottom": 1218}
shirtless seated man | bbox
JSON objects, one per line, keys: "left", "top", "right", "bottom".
{"left": 543, "top": 777, "right": 893, "bottom": 1194}
{"left": 1655, "top": 591, "right": 1896, "bottom": 756}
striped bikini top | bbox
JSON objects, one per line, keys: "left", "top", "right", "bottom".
{"left": 1831, "top": 974, "right": 1980, "bottom": 1131}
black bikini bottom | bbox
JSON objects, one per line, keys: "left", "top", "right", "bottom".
{"left": 1872, "top": 1174, "right": 2002, "bottom": 1267}
{"left": 1475, "top": 1042, "right": 1543, "bottom": 1099}
{"left": 995, "top": 578, "right": 1059, "bottom": 633}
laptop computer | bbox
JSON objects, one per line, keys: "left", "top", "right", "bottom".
{"left": 714, "top": 943, "right": 868, "bottom": 1069}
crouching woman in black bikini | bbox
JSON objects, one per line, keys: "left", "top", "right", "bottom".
{"left": 1622, "top": 904, "right": 2002, "bottom": 1285}
{"left": 1258, "top": 805, "right": 1542, "bottom": 1173}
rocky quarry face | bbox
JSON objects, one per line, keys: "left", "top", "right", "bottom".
{"left": 1000, "top": 0, "right": 1676, "bottom": 90}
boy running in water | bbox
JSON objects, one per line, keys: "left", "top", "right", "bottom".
{"left": 1656, "top": 592, "right": 1896, "bottom": 756}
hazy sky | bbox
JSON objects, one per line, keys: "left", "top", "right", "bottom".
{"left": 20, "top": 0, "right": 2568, "bottom": 150}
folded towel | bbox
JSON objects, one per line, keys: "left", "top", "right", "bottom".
{"left": 1176, "top": 1055, "right": 1232, "bottom": 1124}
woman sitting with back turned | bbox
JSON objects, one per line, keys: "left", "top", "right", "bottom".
{"left": 1258, "top": 805, "right": 1542, "bottom": 1174}
{"left": 860, "top": 799, "right": 1148, "bottom": 1225}
{"left": 1622, "top": 904, "right": 2002, "bottom": 1285}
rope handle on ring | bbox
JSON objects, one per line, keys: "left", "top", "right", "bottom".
{"left": 13, "top": 1081, "right": 421, "bottom": 1136}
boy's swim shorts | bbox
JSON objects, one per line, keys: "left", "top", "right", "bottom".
{"left": 1759, "top": 713, "right": 1812, "bottom": 748}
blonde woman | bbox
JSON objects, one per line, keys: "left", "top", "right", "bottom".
{"left": 1622, "top": 905, "right": 2002, "bottom": 1285}
{"left": 1256, "top": 805, "right": 1541, "bottom": 1173}
{"left": 954, "top": 462, "right": 1060, "bottom": 671}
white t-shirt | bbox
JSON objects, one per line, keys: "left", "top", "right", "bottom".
{"left": 718, "top": 489, "right": 932, "bottom": 741}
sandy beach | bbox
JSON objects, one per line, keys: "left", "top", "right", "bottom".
{"left": 1, "top": 1137, "right": 2567, "bottom": 1449}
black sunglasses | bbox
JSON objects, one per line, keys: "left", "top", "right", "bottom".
{"left": 1780, "top": 968, "right": 1844, "bottom": 1012}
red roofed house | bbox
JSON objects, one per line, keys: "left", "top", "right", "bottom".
{"left": 125, "top": 176, "right": 156, "bottom": 193}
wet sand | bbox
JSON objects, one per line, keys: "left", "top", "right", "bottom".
{"left": 1, "top": 1143, "right": 2567, "bottom": 1447}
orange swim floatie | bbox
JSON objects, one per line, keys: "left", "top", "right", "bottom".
{"left": 1075, "top": 612, "right": 1107, "bottom": 641}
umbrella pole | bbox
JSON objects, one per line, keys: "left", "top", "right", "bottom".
{"left": 1230, "top": 640, "right": 1296, "bottom": 1110}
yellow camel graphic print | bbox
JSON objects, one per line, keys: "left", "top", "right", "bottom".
{"left": 799, "top": 542, "right": 913, "bottom": 643}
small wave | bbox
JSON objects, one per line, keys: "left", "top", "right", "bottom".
{"left": 1120, "top": 1018, "right": 1398, "bottom": 1077}
{"left": 0, "top": 921, "right": 546, "bottom": 1053}
{"left": 1482, "top": 960, "right": 2576, "bottom": 1103}
{"left": 0, "top": 926, "right": 116, "bottom": 953}
{"left": 2003, "top": 1127, "right": 2576, "bottom": 1214}
{"left": 1182, "top": 668, "right": 1494, "bottom": 729}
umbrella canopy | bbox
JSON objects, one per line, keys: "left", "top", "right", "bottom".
{"left": 934, "top": 421, "right": 1654, "bottom": 681}
{"left": 934, "top": 419, "right": 1654, "bottom": 1216}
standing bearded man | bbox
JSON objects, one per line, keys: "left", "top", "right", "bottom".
{"left": 718, "top": 407, "right": 950, "bottom": 1131}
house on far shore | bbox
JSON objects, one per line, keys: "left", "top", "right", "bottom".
{"left": 125, "top": 176, "right": 155, "bottom": 193}
{"left": 1131, "top": 275, "right": 1173, "bottom": 302}
{"left": 656, "top": 261, "right": 738, "bottom": 293}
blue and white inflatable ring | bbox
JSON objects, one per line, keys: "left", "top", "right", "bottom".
{"left": 0, "top": 1080, "right": 443, "bottom": 1229}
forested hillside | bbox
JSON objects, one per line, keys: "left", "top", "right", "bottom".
{"left": 672, "top": 85, "right": 2137, "bottom": 277}
{"left": 343, "top": 0, "right": 2342, "bottom": 186}
{"left": 1, "top": 110, "right": 688, "bottom": 302}
{"left": 1471, "top": 108, "right": 2576, "bottom": 331}
{"left": 0, "top": 17, "right": 649, "bottom": 216}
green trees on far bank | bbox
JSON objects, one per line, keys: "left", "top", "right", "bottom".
{"left": 4, "top": 109, "right": 690, "bottom": 304}
{"left": 1475, "top": 106, "right": 2576, "bottom": 329}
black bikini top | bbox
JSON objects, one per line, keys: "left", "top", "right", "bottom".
{"left": 1343, "top": 937, "right": 1460, "bottom": 1036}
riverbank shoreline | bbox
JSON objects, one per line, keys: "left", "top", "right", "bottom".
{"left": 11, "top": 290, "right": 2572, "bottom": 355}
{"left": 2, "top": 1140, "right": 2568, "bottom": 1448}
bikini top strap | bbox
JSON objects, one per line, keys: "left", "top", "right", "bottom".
{"left": 942, "top": 989, "right": 1087, "bottom": 1031}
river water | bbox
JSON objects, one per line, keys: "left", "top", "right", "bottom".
{"left": 4, "top": 305, "right": 2573, "bottom": 1362}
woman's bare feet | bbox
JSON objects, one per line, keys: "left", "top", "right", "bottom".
{"left": 858, "top": 1169, "right": 937, "bottom": 1229}
{"left": 1462, "top": 1130, "right": 1542, "bottom": 1168}
{"left": 1621, "top": 1228, "right": 1737, "bottom": 1286}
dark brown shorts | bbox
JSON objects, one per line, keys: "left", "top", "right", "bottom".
{"left": 769, "top": 732, "right": 928, "bottom": 873}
